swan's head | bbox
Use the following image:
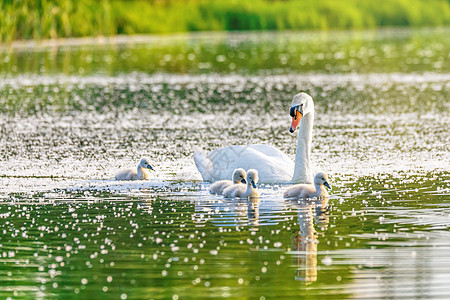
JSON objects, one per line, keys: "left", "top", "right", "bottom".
{"left": 314, "top": 172, "right": 331, "bottom": 189}
{"left": 246, "top": 169, "right": 259, "bottom": 189}
{"left": 289, "top": 92, "right": 314, "bottom": 133}
{"left": 232, "top": 168, "right": 247, "bottom": 184}
{"left": 139, "top": 157, "right": 154, "bottom": 170}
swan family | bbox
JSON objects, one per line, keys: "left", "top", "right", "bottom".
{"left": 115, "top": 92, "right": 331, "bottom": 199}
{"left": 194, "top": 92, "right": 314, "bottom": 184}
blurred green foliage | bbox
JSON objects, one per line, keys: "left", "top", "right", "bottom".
{"left": 1, "top": 0, "right": 449, "bottom": 42}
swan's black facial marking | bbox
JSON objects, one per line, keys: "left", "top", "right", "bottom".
{"left": 143, "top": 161, "right": 153, "bottom": 170}
{"left": 240, "top": 175, "right": 246, "bottom": 184}
{"left": 290, "top": 104, "right": 303, "bottom": 119}
{"left": 324, "top": 181, "right": 331, "bottom": 189}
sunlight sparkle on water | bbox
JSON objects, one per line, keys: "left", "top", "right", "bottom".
{"left": 0, "top": 29, "right": 449, "bottom": 299}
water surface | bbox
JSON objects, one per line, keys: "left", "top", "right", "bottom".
{"left": 0, "top": 28, "right": 449, "bottom": 299}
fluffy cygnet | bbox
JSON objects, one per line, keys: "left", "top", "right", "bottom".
{"left": 283, "top": 172, "right": 331, "bottom": 199}
{"left": 223, "top": 169, "right": 260, "bottom": 198}
{"left": 115, "top": 157, "right": 153, "bottom": 180}
{"left": 209, "top": 168, "right": 246, "bottom": 195}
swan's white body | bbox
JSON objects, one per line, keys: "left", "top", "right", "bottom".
{"left": 209, "top": 168, "right": 246, "bottom": 195}
{"left": 115, "top": 158, "right": 153, "bottom": 181}
{"left": 194, "top": 93, "right": 314, "bottom": 184}
{"left": 283, "top": 172, "right": 331, "bottom": 199}
{"left": 223, "top": 169, "right": 260, "bottom": 198}
{"left": 195, "top": 145, "right": 294, "bottom": 183}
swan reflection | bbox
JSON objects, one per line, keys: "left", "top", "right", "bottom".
{"left": 193, "top": 196, "right": 262, "bottom": 228}
{"left": 288, "top": 196, "right": 329, "bottom": 283}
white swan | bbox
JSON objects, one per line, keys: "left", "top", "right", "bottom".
{"left": 115, "top": 157, "right": 153, "bottom": 180}
{"left": 209, "top": 168, "right": 246, "bottom": 195}
{"left": 283, "top": 172, "right": 331, "bottom": 199}
{"left": 223, "top": 169, "right": 260, "bottom": 198}
{"left": 194, "top": 92, "right": 314, "bottom": 184}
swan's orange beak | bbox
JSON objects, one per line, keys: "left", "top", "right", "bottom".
{"left": 289, "top": 111, "right": 302, "bottom": 133}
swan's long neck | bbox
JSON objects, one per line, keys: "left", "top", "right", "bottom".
{"left": 244, "top": 181, "right": 257, "bottom": 196}
{"left": 292, "top": 111, "right": 314, "bottom": 183}
{"left": 245, "top": 183, "right": 253, "bottom": 194}
{"left": 137, "top": 165, "right": 145, "bottom": 178}
{"left": 314, "top": 183, "right": 321, "bottom": 192}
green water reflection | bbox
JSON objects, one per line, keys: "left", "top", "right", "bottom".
{"left": 1, "top": 28, "right": 449, "bottom": 76}
{"left": 1, "top": 172, "right": 449, "bottom": 298}
{"left": 0, "top": 28, "right": 449, "bottom": 298}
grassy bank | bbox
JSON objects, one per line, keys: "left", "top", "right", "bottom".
{"left": 1, "top": 0, "right": 449, "bottom": 42}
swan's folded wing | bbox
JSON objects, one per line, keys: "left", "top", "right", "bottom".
{"left": 115, "top": 168, "right": 136, "bottom": 180}
{"left": 209, "top": 180, "right": 232, "bottom": 194}
{"left": 247, "top": 144, "right": 291, "bottom": 160}
{"left": 207, "top": 145, "right": 294, "bottom": 183}
{"left": 223, "top": 183, "right": 246, "bottom": 198}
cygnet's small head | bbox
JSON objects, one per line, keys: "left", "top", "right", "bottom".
{"left": 139, "top": 157, "right": 154, "bottom": 170}
{"left": 289, "top": 92, "right": 314, "bottom": 133}
{"left": 232, "top": 168, "right": 247, "bottom": 184}
{"left": 246, "top": 169, "right": 259, "bottom": 189}
{"left": 314, "top": 172, "right": 331, "bottom": 189}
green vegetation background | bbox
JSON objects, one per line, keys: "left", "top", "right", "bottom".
{"left": 1, "top": 0, "right": 450, "bottom": 42}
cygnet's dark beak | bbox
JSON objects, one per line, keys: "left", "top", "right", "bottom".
{"left": 241, "top": 178, "right": 247, "bottom": 184}
{"left": 324, "top": 181, "right": 331, "bottom": 189}
{"left": 148, "top": 165, "right": 154, "bottom": 171}
{"left": 251, "top": 180, "right": 257, "bottom": 189}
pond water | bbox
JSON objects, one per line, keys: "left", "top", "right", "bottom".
{"left": 0, "top": 28, "right": 449, "bottom": 299}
